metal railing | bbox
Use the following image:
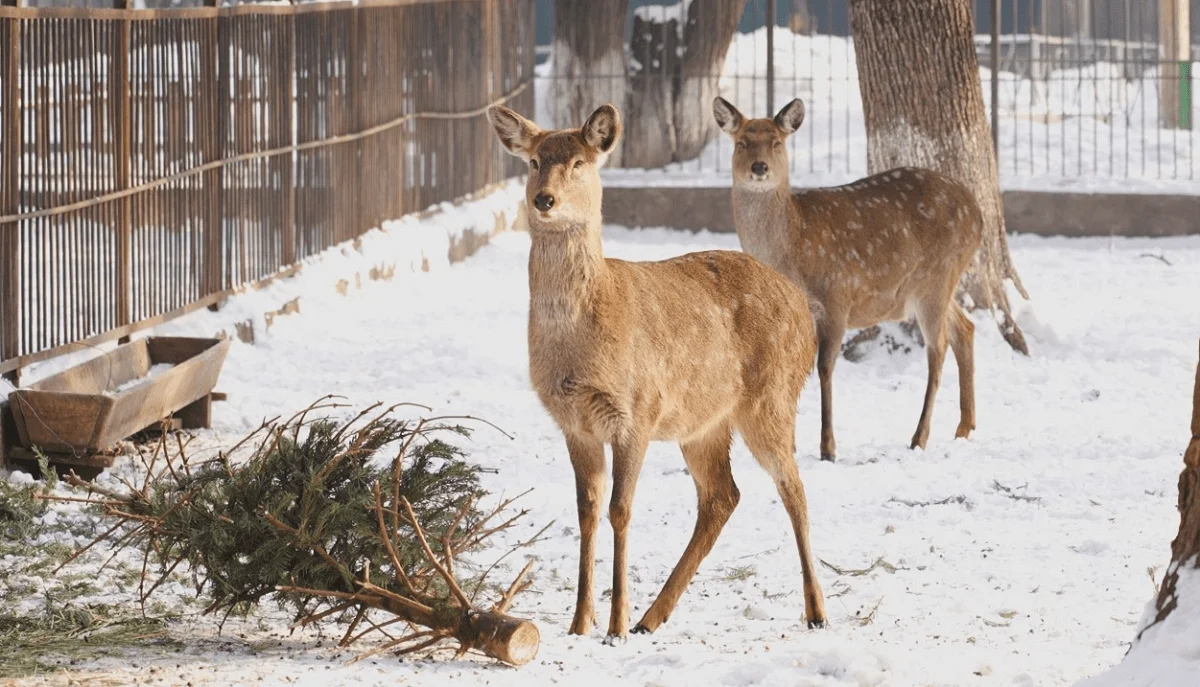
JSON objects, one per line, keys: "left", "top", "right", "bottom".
{"left": 0, "top": 0, "right": 536, "bottom": 380}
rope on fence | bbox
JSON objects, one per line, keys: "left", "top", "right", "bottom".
{"left": 0, "top": 80, "right": 531, "bottom": 227}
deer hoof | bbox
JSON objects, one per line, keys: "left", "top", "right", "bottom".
{"left": 602, "top": 633, "right": 628, "bottom": 647}
{"left": 807, "top": 617, "right": 828, "bottom": 630}
{"left": 820, "top": 452, "right": 836, "bottom": 462}
{"left": 955, "top": 424, "right": 973, "bottom": 439}
{"left": 631, "top": 623, "right": 653, "bottom": 635}
{"left": 909, "top": 434, "right": 928, "bottom": 450}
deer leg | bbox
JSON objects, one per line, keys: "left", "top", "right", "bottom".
{"left": 817, "top": 319, "right": 847, "bottom": 462}
{"left": 911, "top": 302, "right": 949, "bottom": 450}
{"left": 566, "top": 434, "right": 606, "bottom": 636}
{"left": 742, "top": 414, "right": 827, "bottom": 628}
{"left": 604, "top": 432, "right": 650, "bottom": 644}
{"left": 633, "top": 424, "right": 737, "bottom": 635}
{"left": 947, "top": 303, "right": 976, "bottom": 439}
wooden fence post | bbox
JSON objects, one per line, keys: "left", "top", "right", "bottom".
{"left": 282, "top": 3, "right": 296, "bottom": 267}
{"left": 205, "top": 0, "right": 224, "bottom": 309}
{"left": 1, "top": 5, "right": 21, "bottom": 385}
{"left": 115, "top": 0, "right": 133, "bottom": 342}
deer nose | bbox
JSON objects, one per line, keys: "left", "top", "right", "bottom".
{"left": 533, "top": 193, "right": 555, "bottom": 212}
{"left": 751, "top": 161, "right": 768, "bottom": 176}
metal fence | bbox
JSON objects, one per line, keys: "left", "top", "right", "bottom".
{"left": 535, "top": 0, "right": 1197, "bottom": 185}
{"left": 0, "top": 0, "right": 536, "bottom": 382}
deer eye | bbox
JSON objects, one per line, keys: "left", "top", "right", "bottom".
{"left": 529, "top": 159, "right": 539, "bottom": 171}
{"left": 735, "top": 141, "right": 746, "bottom": 150}
{"left": 573, "top": 159, "right": 584, "bottom": 170}
{"left": 773, "top": 141, "right": 783, "bottom": 149}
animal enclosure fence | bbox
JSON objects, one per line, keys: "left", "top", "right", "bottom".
{"left": 0, "top": 0, "right": 536, "bottom": 382}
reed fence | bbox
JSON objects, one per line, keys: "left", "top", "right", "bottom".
{"left": 0, "top": 0, "right": 536, "bottom": 383}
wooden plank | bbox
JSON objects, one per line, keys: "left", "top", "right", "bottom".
{"left": 146, "top": 335, "right": 222, "bottom": 365}
{"left": 6, "top": 446, "right": 115, "bottom": 469}
{"left": 175, "top": 393, "right": 211, "bottom": 430}
{"left": 28, "top": 338, "right": 151, "bottom": 394}
{"left": 8, "top": 390, "right": 114, "bottom": 452}
{"left": 0, "top": 399, "right": 16, "bottom": 470}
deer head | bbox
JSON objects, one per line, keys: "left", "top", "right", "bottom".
{"left": 713, "top": 97, "right": 805, "bottom": 191}
{"left": 487, "top": 104, "right": 622, "bottom": 231}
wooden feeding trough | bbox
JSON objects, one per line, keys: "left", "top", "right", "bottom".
{"left": 3, "top": 336, "right": 231, "bottom": 478}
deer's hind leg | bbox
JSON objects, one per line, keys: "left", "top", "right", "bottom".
{"left": 739, "top": 403, "right": 827, "bottom": 629}
{"left": 633, "top": 422, "right": 738, "bottom": 635}
{"left": 946, "top": 302, "right": 976, "bottom": 439}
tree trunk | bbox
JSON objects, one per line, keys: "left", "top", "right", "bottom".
{"left": 551, "top": 0, "right": 629, "bottom": 166}
{"left": 1138, "top": 341, "right": 1200, "bottom": 641}
{"left": 623, "top": 0, "right": 746, "bottom": 168}
{"left": 848, "top": 0, "right": 1031, "bottom": 355}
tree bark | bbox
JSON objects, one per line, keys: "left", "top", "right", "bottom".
{"left": 848, "top": 0, "right": 1031, "bottom": 355}
{"left": 551, "top": 0, "right": 630, "bottom": 166}
{"left": 1138, "top": 341, "right": 1200, "bottom": 641}
{"left": 623, "top": 0, "right": 746, "bottom": 168}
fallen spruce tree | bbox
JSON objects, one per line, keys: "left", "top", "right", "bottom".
{"left": 48, "top": 397, "right": 546, "bottom": 666}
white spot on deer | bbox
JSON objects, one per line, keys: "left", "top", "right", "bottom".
{"left": 868, "top": 178, "right": 878, "bottom": 186}
{"left": 914, "top": 170, "right": 926, "bottom": 180}
{"left": 847, "top": 221, "right": 862, "bottom": 230}
{"left": 904, "top": 183, "right": 914, "bottom": 191}
{"left": 917, "top": 203, "right": 934, "bottom": 219}
{"left": 891, "top": 170, "right": 902, "bottom": 179}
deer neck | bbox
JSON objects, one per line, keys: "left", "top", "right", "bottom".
{"left": 732, "top": 183, "right": 808, "bottom": 268}
{"left": 527, "top": 219, "right": 607, "bottom": 329}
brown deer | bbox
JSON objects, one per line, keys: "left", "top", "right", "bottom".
{"left": 713, "top": 97, "right": 982, "bottom": 462}
{"left": 486, "top": 103, "right": 827, "bottom": 642}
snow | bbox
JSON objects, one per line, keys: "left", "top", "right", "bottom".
{"left": 1080, "top": 562, "right": 1200, "bottom": 687}
{"left": 105, "top": 362, "right": 174, "bottom": 396}
{"left": 5, "top": 187, "right": 1199, "bottom": 685}
{"left": 536, "top": 28, "right": 1200, "bottom": 193}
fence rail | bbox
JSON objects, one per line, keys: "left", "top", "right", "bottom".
{"left": 0, "top": 0, "right": 536, "bottom": 380}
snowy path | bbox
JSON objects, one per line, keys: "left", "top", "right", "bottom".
{"left": 12, "top": 220, "right": 1200, "bottom": 686}
{"left": 156, "top": 225, "right": 1199, "bottom": 687}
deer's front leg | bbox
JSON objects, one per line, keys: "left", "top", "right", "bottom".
{"left": 566, "top": 434, "right": 606, "bottom": 636}
{"left": 604, "top": 432, "right": 649, "bottom": 644}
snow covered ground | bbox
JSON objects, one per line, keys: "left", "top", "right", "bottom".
{"left": 5, "top": 187, "right": 1200, "bottom": 686}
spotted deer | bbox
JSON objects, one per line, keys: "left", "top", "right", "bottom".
{"left": 713, "top": 97, "right": 982, "bottom": 462}
{"left": 487, "top": 103, "right": 827, "bottom": 642}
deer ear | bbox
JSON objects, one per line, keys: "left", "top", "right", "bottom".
{"left": 774, "top": 99, "right": 805, "bottom": 135}
{"left": 581, "top": 104, "right": 622, "bottom": 163}
{"left": 487, "top": 105, "right": 540, "bottom": 160}
{"left": 712, "top": 97, "right": 744, "bottom": 134}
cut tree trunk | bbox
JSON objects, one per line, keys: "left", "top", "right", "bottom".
{"left": 551, "top": 0, "right": 630, "bottom": 166}
{"left": 623, "top": 0, "right": 746, "bottom": 168}
{"left": 1138, "top": 340, "right": 1200, "bottom": 641}
{"left": 848, "top": 0, "right": 1031, "bottom": 355}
